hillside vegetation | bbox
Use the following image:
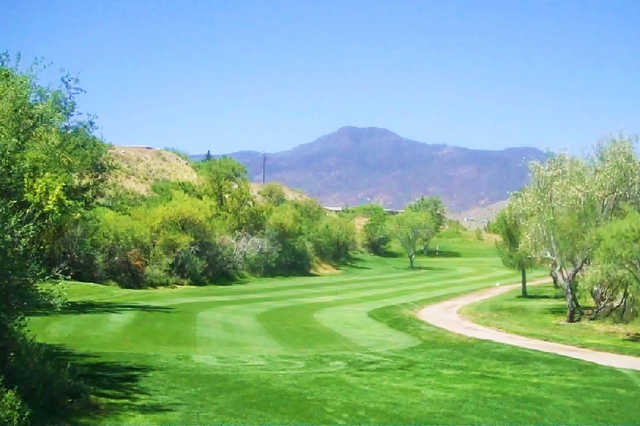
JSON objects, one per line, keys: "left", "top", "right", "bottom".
{"left": 108, "top": 146, "right": 197, "bottom": 194}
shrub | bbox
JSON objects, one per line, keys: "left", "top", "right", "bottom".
{"left": 311, "top": 216, "right": 356, "bottom": 262}
{"left": 0, "top": 379, "right": 29, "bottom": 426}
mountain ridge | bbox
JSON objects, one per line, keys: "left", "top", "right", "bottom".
{"left": 193, "top": 126, "right": 547, "bottom": 212}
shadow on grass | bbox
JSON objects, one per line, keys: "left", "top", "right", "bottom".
{"left": 516, "top": 294, "right": 564, "bottom": 300}
{"left": 30, "top": 301, "right": 173, "bottom": 316}
{"left": 376, "top": 250, "right": 403, "bottom": 258}
{"left": 54, "top": 346, "right": 175, "bottom": 423}
{"left": 546, "top": 306, "right": 569, "bottom": 315}
{"left": 341, "top": 255, "right": 373, "bottom": 270}
{"left": 425, "top": 249, "right": 461, "bottom": 258}
{"left": 6, "top": 342, "right": 175, "bottom": 425}
{"left": 625, "top": 333, "right": 640, "bottom": 342}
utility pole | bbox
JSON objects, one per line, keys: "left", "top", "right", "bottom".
{"left": 262, "top": 153, "right": 266, "bottom": 184}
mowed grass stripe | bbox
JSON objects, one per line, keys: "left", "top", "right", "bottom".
{"left": 76, "top": 255, "right": 499, "bottom": 306}
{"left": 165, "top": 263, "right": 501, "bottom": 309}
{"left": 30, "top": 265, "right": 513, "bottom": 355}
{"left": 256, "top": 270, "right": 521, "bottom": 353}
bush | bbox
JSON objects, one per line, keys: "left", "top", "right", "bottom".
{"left": 362, "top": 207, "right": 390, "bottom": 255}
{"left": 232, "top": 234, "right": 278, "bottom": 276}
{"left": 0, "top": 379, "right": 29, "bottom": 426}
{"left": 311, "top": 216, "right": 356, "bottom": 262}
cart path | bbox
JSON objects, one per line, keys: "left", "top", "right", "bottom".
{"left": 417, "top": 279, "right": 640, "bottom": 371}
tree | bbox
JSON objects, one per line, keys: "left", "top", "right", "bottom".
{"left": 513, "top": 138, "right": 640, "bottom": 322}
{"left": 362, "top": 205, "right": 390, "bottom": 255}
{"left": 259, "top": 182, "right": 287, "bottom": 207}
{"left": 493, "top": 205, "right": 532, "bottom": 297}
{"left": 407, "top": 196, "right": 446, "bottom": 253}
{"left": 584, "top": 207, "right": 640, "bottom": 320}
{"left": 0, "top": 61, "right": 109, "bottom": 336}
{"left": 310, "top": 216, "right": 356, "bottom": 262}
{"left": 391, "top": 210, "right": 435, "bottom": 268}
{"left": 0, "top": 57, "right": 109, "bottom": 418}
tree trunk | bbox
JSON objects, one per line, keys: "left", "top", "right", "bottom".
{"left": 521, "top": 267, "right": 527, "bottom": 297}
{"left": 409, "top": 253, "right": 415, "bottom": 269}
{"left": 551, "top": 271, "right": 559, "bottom": 289}
{"left": 564, "top": 282, "right": 581, "bottom": 323}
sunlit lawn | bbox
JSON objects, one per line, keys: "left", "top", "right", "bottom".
{"left": 28, "top": 236, "right": 640, "bottom": 424}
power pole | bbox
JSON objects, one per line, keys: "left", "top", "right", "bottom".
{"left": 262, "top": 153, "right": 266, "bottom": 184}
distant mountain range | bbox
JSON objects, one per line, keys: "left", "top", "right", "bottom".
{"left": 192, "top": 126, "right": 548, "bottom": 212}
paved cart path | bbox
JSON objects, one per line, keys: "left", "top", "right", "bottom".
{"left": 417, "top": 279, "right": 640, "bottom": 371}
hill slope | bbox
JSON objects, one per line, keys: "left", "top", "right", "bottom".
{"left": 203, "top": 127, "right": 547, "bottom": 211}
{"left": 109, "top": 146, "right": 197, "bottom": 194}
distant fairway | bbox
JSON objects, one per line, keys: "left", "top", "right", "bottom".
{"left": 28, "top": 238, "right": 640, "bottom": 424}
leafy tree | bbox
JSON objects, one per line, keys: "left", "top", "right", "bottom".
{"left": 391, "top": 210, "right": 435, "bottom": 268}
{"left": 584, "top": 207, "right": 640, "bottom": 320}
{"left": 265, "top": 203, "right": 312, "bottom": 274}
{"left": 513, "top": 138, "right": 640, "bottom": 322}
{"left": 196, "top": 157, "right": 263, "bottom": 233}
{"left": 259, "top": 182, "right": 287, "bottom": 207}
{"left": 0, "top": 57, "right": 109, "bottom": 419}
{"left": 493, "top": 205, "right": 533, "bottom": 297}
{"left": 196, "top": 156, "right": 248, "bottom": 208}
{"left": 311, "top": 216, "right": 356, "bottom": 262}
{"left": 407, "top": 196, "right": 446, "bottom": 253}
{"left": 362, "top": 205, "right": 390, "bottom": 255}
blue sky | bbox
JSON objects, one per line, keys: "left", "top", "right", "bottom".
{"left": 3, "top": 1, "right": 639, "bottom": 154}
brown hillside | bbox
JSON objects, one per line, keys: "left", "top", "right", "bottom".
{"left": 108, "top": 146, "right": 197, "bottom": 194}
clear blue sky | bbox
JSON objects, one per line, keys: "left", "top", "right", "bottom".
{"left": 3, "top": 0, "right": 639, "bottom": 154}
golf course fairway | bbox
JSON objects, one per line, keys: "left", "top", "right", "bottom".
{"left": 27, "top": 239, "right": 640, "bottom": 424}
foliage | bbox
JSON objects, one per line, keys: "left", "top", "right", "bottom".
{"left": 492, "top": 205, "right": 533, "bottom": 296}
{"left": 264, "top": 203, "right": 312, "bottom": 274}
{"left": 361, "top": 205, "right": 391, "bottom": 255}
{"left": 310, "top": 216, "right": 356, "bottom": 263}
{"left": 511, "top": 137, "right": 640, "bottom": 321}
{"left": 259, "top": 182, "right": 287, "bottom": 207}
{"left": 584, "top": 207, "right": 640, "bottom": 320}
{"left": 390, "top": 210, "right": 436, "bottom": 268}
{"left": 407, "top": 196, "right": 446, "bottom": 231}
{"left": 0, "top": 378, "right": 29, "bottom": 426}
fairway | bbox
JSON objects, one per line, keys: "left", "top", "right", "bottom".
{"left": 27, "top": 240, "right": 640, "bottom": 424}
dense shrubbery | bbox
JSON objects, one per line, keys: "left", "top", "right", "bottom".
{"left": 56, "top": 171, "right": 360, "bottom": 287}
{"left": 1, "top": 58, "right": 107, "bottom": 423}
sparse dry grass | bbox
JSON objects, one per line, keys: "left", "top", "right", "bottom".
{"left": 250, "top": 182, "right": 310, "bottom": 202}
{"left": 108, "top": 146, "right": 197, "bottom": 194}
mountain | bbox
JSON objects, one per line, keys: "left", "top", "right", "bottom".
{"left": 197, "top": 126, "right": 548, "bottom": 212}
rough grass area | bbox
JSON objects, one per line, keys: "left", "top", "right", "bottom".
{"left": 462, "top": 283, "right": 640, "bottom": 357}
{"left": 108, "top": 146, "right": 197, "bottom": 194}
{"left": 27, "top": 238, "right": 640, "bottom": 424}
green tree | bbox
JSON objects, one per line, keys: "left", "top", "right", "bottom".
{"left": 265, "top": 203, "right": 312, "bottom": 274}
{"left": 391, "top": 210, "right": 435, "bottom": 268}
{"left": 407, "top": 196, "right": 446, "bottom": 253}
{"left": 311, "top": 216, "right": 356, "bottom": 262}
{"left": 259, "top": 182, "right": 287, "bottom": 207}
{"left": 493, "top": 205, "right": 532, "bottom": 297}
{"left": 0, "top": 57, "right": 109, "bottom": 418}
{"left": 362, "top": 205, "right": 390, "bottom": 255}
{"left": 513, "top": 138, "right": 640, "bottom": 322}
{"left": 584, "top": 207, "right": 640, "bottom": 320}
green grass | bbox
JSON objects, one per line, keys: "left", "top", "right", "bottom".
{"left": 27, "top": 235, "right": 640, "bottom": 424}
{"left": 462, "top": 282, "right": 640, "bottom": 357}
